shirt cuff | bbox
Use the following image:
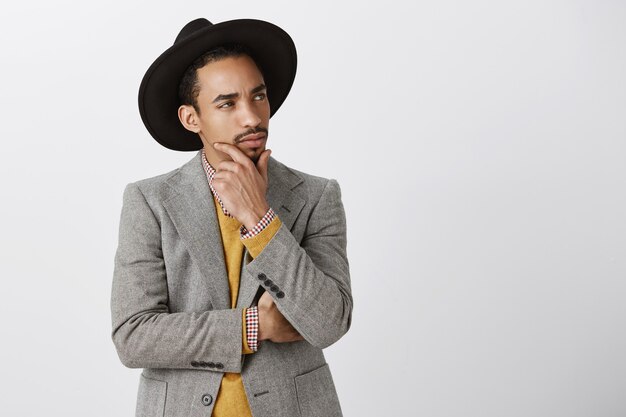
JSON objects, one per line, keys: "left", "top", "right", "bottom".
{"left": 241, "top": 215, "right": 282, "bottom": 259}
{"left": 244, "top": 307, "right": 259, "bottom": 352}
{"left": 240, "top": 207, "right": 276, "bottom": 239}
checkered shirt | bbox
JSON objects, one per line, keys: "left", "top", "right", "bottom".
{"left": 245, "top": 306, "right": 259, "bottom": 351}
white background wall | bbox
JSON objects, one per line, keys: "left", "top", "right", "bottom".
{"left": 1, "top": 1, "right": 624, "bottom": 416}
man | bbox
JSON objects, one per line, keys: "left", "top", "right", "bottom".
{"left": 110, "top": 18, "right": 352, "bottom": 417}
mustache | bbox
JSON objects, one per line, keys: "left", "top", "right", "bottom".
{"left": 234, "top": 126, "right": 268, "bottom": 143}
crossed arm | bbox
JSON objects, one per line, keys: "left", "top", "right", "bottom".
{"left": 111, "top": 164, "right": 352, "bottom": 372}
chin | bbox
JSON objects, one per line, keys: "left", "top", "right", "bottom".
{"left": 248, "top": 147, "right": 265, "bottom": 164}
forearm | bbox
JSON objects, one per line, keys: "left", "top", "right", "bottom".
{"left": 111, "top": 249, "right": 243, "bottom": 371}
{"left": 111, "top": 182, "right": 245, "bottom": 371}
{"left": 242, "top": 200, "right": 351, "bottom": 345}
{"left": 245, "top": 222, "right": 352, "bottom": 348}
{"left": 111, "top": 305, "right": 243, "bottom": 371}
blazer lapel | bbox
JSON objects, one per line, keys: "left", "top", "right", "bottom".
{"left": 160, "top": 151, "right": 306, "bottom": 311}
{"left": 162, "top": 151, "right": 231, "bottom": 310}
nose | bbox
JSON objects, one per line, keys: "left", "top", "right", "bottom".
{"left": 238, "top": 101, "right": 262, "bottom": 128}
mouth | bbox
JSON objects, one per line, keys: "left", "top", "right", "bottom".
{"left": 238, "top": 132, "right": 267, "bottom": 148}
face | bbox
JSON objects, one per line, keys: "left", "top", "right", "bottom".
{"left": 178, "top": 55, "right": 270, "bottom": 166}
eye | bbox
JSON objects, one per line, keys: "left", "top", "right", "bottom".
{"left": 254, "top": 93, "right": 266, "bottom": 101}
{"left": 218, "top": 101, "right": 234, "bottom": 109}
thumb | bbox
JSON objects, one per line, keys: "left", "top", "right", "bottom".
{"left": 256, "top": 149, "right": 271, "bottom": 182}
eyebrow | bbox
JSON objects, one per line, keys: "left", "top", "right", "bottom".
{"left": 212, "top": 83, "right": 266, "bottom": 104}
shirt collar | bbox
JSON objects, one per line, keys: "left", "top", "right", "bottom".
{"left": 201, "top": 148, "right": 232, "bottom": 217}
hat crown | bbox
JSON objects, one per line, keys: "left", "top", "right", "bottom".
{"left": 175, "top": 18, "right": 213, "bottom": 44}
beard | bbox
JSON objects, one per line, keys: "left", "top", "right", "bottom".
{"left": 247, "top": 145, "right": 266, "bottom": 165}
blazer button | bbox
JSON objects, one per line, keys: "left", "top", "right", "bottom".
{"left": 276, "top": 291, "right": 285, "bottom": 298}
{"left": 191, "top": 361, "right": 199, "bottom": 367}
{"left": 207, "top": 361, "right": 215, "bottom": 368}
{"left": 201, "top": 394, "right": 213, "bottom": 406}
{"left": 257, "top": 273, "right": 267, "bottom": 280}
{"left": 264, "top": 279, "right": 273, "bottom": 286}
{"left": 270, "top": 285, "right": 278, "bottom": 292}
{"left": 216, "top": 362, "right": 224, "bottom": 369}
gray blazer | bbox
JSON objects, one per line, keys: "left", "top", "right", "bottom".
{"left": 111, "top": 150, "right": 352, "bottom": 417}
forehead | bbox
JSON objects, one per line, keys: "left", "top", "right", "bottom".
{"left": 196, "top": 55, "right": 265, "bottom": 97}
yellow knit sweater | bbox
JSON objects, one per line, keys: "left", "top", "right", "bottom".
{"left": 211, "top": 195, "right": 282, "bottom": 416}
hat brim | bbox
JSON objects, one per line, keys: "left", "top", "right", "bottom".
{"left": 138, "top": 19, "right": 297, "bottom": 151}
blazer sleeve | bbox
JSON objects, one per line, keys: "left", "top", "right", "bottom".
{"left": 110, "top": 182, "right": 244, "bottom": 372}
{"left": 243, "top": 178, "right": 353, "bottom": 349}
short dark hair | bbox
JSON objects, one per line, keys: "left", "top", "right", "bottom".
{"left": 178, "top": 43, "right": 263, "bottom": 115}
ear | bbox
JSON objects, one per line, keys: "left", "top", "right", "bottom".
{"left": 178, "top": 104, "right": 201, "bottom": 133}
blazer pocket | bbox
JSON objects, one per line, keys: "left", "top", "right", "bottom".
{"left": 294, "top": 363, "right": 343, "bottom": 417}
{"left": 136, "top": 373, "right": 167, "bottom": 417}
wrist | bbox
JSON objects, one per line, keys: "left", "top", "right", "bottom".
{"left": 257, "top": 314, "right": 265, "bottom": 342}
{"left": 243, "top": 204, "right": 269, "bottom": 230}
{"left": 241, "top": 207, "right": 275, "bottom": 240}
{"left": 257, "top": 304, "right": 270, "bottom": 341}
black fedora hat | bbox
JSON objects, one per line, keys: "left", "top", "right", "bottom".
{"left": 138, "top": 18, "right": 297, "bottom": 151}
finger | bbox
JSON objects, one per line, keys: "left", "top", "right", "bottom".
{"left": 256, "top": 149, "right": 271, "bottom": 183}
{"left": 215, "top": 160, "right": 240, "bottom": 174}
{"left": 258, "top": 290, "right": 272, "bottom": 307}
{"left": 212, "top": 170, "right": 235, "bottom": 181}
{"left": 214, "top": 142, "right": 252, "bottom": 166}
{"left": 258, "top": 291, "right": 276, "bottom": 313}
{"left": 211, "top": 173, "right": 236, "bottom": 193}
{"left": 288, "top": 331, "right": 304, "bottom": 342}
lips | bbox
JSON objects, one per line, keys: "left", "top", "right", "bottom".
{"left": 240, "top": 132, "right": 266, "bottom": 142}
{"left": 238, "top": 133, "right": 266, "bottom": 148}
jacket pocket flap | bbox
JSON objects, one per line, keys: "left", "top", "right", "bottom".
{"left": 294, "top": 363, "right": 342, "bottom": 417}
